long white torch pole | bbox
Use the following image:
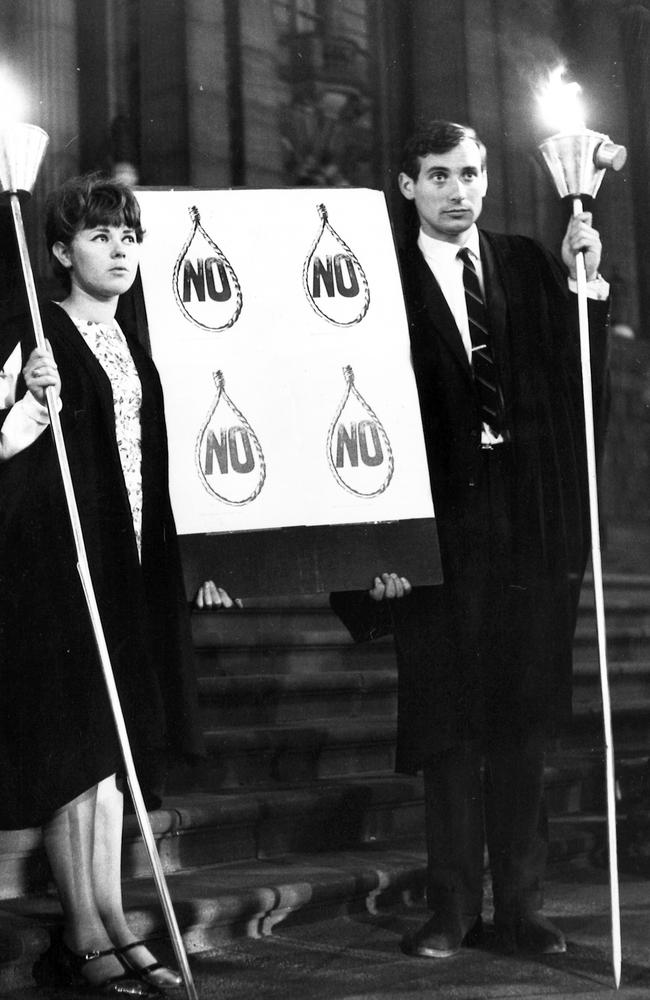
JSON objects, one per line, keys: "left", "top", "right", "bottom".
{"left": 572, "top": 195, "right": 621, "bottom": 990}
{"left": 9, "top": 192, "right": 199, "bottom": 1000}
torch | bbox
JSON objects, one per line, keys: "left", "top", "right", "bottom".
{"left": 538, "top": 68, "right": 626, "bottom": 990}
{"left": 0, "top": 106, "right": 199, "bottom": 999}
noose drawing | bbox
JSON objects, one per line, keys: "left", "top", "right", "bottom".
{"left": 303, "top": 204, "right": 370, "bottom": 326}
{"left": 327, "top": 365, "right": 394, "bottom": 497}
{"left": 173, "top": 206, "right": 243, "bottom": 332}
{"left": 195, "top": 370, "right": 266, "bottom": 505}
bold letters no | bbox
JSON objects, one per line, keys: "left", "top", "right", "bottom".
{"left": 335, "top": 420, "right": 383, "bottom": 468}
{"left": 183, "top": 258, "right": 232, "bottom": 302}
{"left": 312, "top": 254, "right": 359, "bottom": 299}
{"left": 204, "top": 426, "right": 254, "bottom": 475}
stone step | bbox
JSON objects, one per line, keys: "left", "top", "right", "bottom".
{"left": 194, "top": 636, "right": 398, "bottom": 676}
{"left": 573, "top": 622, "right": 650, "bottom": 662}
{"left": 578, "top": 582, "right": 650, "bottom": 640}
{"left": 0, "top": 776, "right": 426, "bottom": 903}
{"left": 160, "top": 759, "right": 609, "bottom": 869}
{"left": 191, "top": 581, "right": 650, "bottom": 678}
{"left": 193, "top": 623, "right": 650, "bottom": 680}
{"left": 573, "top": 655, "right": 650, "bottom": 684}
{"left": 197, "top": 670, "right": 398, "bottom": 727}
{"left": 583, "top": 572, "right": 650, "bottom": 594}
{"left": 195, "top": 658, "right": 650, "bottom": 731}
{"left": 0, "top": 843, "right": 429, "bottom": 994}
{"left": 571, "top": 658, "right": 650, "bottom": 734}
{"left": 197, "top": 636, "right": 650, "bottom": 679}
{"left": 0, "top": 816, "right": 605, "bottom": 995}
{"left": 191, "top": 720, "right": 399, "bottom": 788}
{"left": 190, "top": 576, "right": 650, "bottom": 652}
{"left": 191, "top": 603, "right": 347, "bottom": 650}
{"left": 572, "top": 661, "right": 650, "bottom": 743}
{"left": 579, "top": 588, "right": 650, "bottom": 627}
{"left": 0, "top": 754, "right": 600, "bottom": 906}
{"left": 175, "top": 686, "right": 650, "bottom": 792}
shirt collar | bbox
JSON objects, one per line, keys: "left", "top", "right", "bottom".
{"left": 418, "top": 224, "right": 481, "bottom": 266}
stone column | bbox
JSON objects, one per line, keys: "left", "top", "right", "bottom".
{"left": 139, "top": 0, "right": 190, "bottom": 184}
{"left": 164, "top": 0, "right": 285, "bottom": 189}
{"left": 142, "top": 0, "right": 286, "bottom": 190}
{"left": 237, "top": 0, "right": 285, "bottom": 187}
{"left": 185, "top": 0, "right": 231, "bottom": 188}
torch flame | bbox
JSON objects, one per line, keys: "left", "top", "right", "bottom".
{"left": 0, "top": 69, "right": 48, "bottom": 197}
{"left": 537, "top": 65, "right": 586, "bottom": 134}
{"left": 0, "top": 69, "right": 27, "bottom": 130}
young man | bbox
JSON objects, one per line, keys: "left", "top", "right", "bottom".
{"left": 333, "top": 120, "right": 609, "bottom": 959}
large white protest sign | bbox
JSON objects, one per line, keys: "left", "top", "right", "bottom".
{"left": 135, "top": 187, "right": 439, "bottom": 594}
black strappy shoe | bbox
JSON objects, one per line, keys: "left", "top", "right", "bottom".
{"left": 116, "top": 940, "right": 182, "bottom": 989}
{"left": 32, "top": 935, "right": 162, "bottom": 996}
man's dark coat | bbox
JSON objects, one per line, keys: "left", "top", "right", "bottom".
{"left": 0, "top": 302, "right": 202, "bottom": 828}
{"left": 333, "top": 231, "right": 609, "bottom": 774}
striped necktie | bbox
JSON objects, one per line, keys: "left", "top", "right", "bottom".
{"left": 457, "top": 246, "right": 504, "bottom": 433}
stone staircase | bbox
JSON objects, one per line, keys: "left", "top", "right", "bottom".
{"left": 1, "top": 574, "right": 650, "bottom": 991}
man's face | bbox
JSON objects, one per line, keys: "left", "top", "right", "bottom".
{"left": 398, "top": 137, "right": 488, "bottom": 244}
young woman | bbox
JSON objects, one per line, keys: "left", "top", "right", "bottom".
{"left": 0, "top": 174, "right": 221, "bottom": 995}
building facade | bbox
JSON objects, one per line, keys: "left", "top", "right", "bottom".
{"left": 1, "top": 0, "right": 649, "bottom": 543}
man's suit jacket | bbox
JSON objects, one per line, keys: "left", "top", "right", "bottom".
{"left": 333, "top": 230, "right": 610, "bottom": 773}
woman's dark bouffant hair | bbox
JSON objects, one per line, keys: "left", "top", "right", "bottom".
{"left": 45, "top": 172, "right": 144, "bottom": 290}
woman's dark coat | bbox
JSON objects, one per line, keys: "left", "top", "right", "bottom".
{"left": 332, "top": 231, "right": 610, "bottom": 774}
{"left": 0, "top": 302, "right": 202, "bottom": 828}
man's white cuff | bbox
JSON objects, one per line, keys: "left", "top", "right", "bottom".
{"left": 568, "top": 273, "right": 610, "bottom": 301}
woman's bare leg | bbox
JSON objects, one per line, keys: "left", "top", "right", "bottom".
{"left": 42, "top": 782, "right": 128, "bottom": 985}
{"left": 92, "top": 774, "right": 181, "bottom": 986}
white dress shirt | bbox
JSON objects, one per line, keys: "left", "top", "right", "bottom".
{"left": 418, "top": 225, "right": 504, "bottom": 444}
{"left": 417, "top": 225, "right": 483, "bottom": 364}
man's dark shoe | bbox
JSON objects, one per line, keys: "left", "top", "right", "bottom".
{"left": 401, "top": 913, "right": 483, "bottom": 959}
{"left": 495, "top": 912, "right": 566, "bottom": 955}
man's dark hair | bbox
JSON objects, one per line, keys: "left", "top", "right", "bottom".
{"left": 45, "top": 172, "right": 144, "bottom": 291}
{"left": 400, "top": 120, "right": 487, "bottom": 180}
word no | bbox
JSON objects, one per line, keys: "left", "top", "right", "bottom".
{"left": 183, "top": 258, "right": 232, "bottom": 303}
{"left": 311, "top": 254, "right": 360, "bottom": 298}
{"left": 335, "top": 420, "right": 384, "bottom": 468}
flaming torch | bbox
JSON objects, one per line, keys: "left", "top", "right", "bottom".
{"left": 538, "top": 67, "right": 626, "bottom": 990}
{"left": 0, "top": 86, "right": 199, "bottom": 1000}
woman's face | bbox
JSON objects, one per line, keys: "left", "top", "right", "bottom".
{"left": 55, "top": 223, "right": 140, "bottom": 301}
